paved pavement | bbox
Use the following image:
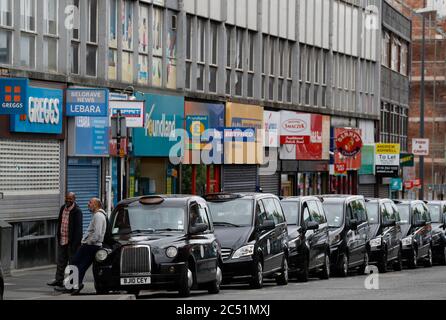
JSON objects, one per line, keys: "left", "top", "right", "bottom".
{"left": 4, "top": 264, "right": 446, "bottom": 300}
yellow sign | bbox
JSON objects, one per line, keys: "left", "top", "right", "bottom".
{"left": 376, "top": 143, "right": 400, "bottom": 155}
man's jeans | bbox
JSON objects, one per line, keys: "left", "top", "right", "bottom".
{"left": 71, "top": 244, "right": 101, "bottom": 286}
{"left": 55, "top": 244, "right": 76, "bottom": 283}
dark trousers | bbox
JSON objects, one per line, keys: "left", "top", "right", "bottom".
{"left": 55, "top": 244, "right": 76, "bottom": 283}
{"left": 71, "top": 244, "right": 101, "bottom": 286}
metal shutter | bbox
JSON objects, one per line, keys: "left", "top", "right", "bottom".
{"left": 0, "top": 139, "right": 60, "bottom": 195}
{"left": 378, "top": 185, "right": 390, "bottom": 199}
{"left": 67, "top": 164, "right": 100, "bottom": 232}
{"left": 222, "top": 165, "right": 257, "bottom": 193}
{"left": 358, "top": 184, "right": 375, "bottom": 198}
{"left": 259, "top": 172, "right": 280, "bottom": 195}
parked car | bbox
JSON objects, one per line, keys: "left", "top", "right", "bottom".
{"left": 0, "top": 265, "right": 4, "bottom": 300}
{"left": 426, "top": 201, "right": 446, "bottom": 265}
{"left": 365, "top": 198, "right": 403, "bottom": 273}
{"left": 93, "top": 195, "right": 223, "bottom": 297}
{"left": 394, "top": 200, "right": 433, "bottom": 269}
{"left": 280, "top": 196, "right": 331, "bottom": 282}
{"left": 320, "top": 195, "right": 370, "bottom": 277}
{"left": 205, "top": 193, "right": 289, "bottom": 289}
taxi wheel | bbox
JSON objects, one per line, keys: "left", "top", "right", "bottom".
{"left": 424, "top": 247, "right": 433, "bottom": 268}
{"left": 407, "top": 248, "right": 418, "bottom": 269}
{"left": 179, "top": 268, "right": 193, "bottom": 297}
{"left": 393, "top": 248, "right": 403, "bottom": 271}
{"left": 319, "top": 252, "right": 330, "bottom": 280}
{"left": 250, "top": 260, "right": 264, "bottom": 289}
{"left": 207, "top": 266, "right": 222, "bottom": 294}
{"left": 337, "top": 253, "right": 349, "bottom": 277}
{"left": 358, "top": 250, "right": 369, "bottom": 275}
{"left": 276, "top": 256, "right": 289, "bottom": 286}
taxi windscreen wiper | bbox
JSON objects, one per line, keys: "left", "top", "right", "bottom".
{"left": 213, "top": 222, "right": 241, "bottom": 227}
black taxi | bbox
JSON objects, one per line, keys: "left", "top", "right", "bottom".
{"left": 92, "top": 195, "right": 222, "bottom": 297}
{"left": 204, "top": 193, "right": 289, "bottom": 289}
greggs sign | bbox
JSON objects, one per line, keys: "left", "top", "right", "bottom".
{"left": 0, "top": 78, "right": 28, "bottom": 115}
{"left": 335, "top": 129, "right": 363, "bottom": 157}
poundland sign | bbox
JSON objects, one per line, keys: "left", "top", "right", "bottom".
{"left": 0, "top": 78, "right": 28, "bottom": 115}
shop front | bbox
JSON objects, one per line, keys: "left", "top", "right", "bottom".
{"left": 259, "top": 110, "right": 280, "bottom": 195}
{"left": 181, "top": 100, "right": 224, "bottom": 195}
{"left": 358, "top": 144, "right": 376, "bottom": 197}
{"left": 222, "top": 103, "right": 264, "bottom": 193}
{"left": 130, "top": 93, "right": 184, "bottom": 196}
{"left": 0, "top": 78, "right": 65, "bottom": 270}
{"left": 279, "top": 111, "right": 330, "bottom": 196}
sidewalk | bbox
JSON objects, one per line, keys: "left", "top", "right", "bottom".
{"left": 4, "top": 266, "right": 135, "bottom": 300}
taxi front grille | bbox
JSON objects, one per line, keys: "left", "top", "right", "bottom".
{"left": 120, "top": 246, "right": 151, "bottom": 276}
{"left": 221, "top": 248, "right": 232, "bottom": 260}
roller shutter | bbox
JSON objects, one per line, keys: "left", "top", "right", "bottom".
{"left": 259, "top": 172, "right": 280, "bottom": 195}
{"left": 222, "top": 165, "right": 257, "bottom": 193}
{"left": 358, "top": 184, "right": 376, "bottom": 198}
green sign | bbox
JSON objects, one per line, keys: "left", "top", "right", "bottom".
{"left": 359, "top": 144, "right": 375, "bottom": 175}
{"left": 390, "top": 178, "right": 403, "bottom": 191}
{"left": 400, "top": 153, "right": 414, "bottom": 167}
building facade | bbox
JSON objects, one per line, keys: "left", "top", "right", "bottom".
{"left": 0, "top": 0, "right": 383, "bottom": 270}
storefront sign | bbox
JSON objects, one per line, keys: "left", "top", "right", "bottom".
{"left": 390, "top": 178, "right": 403, "bottom": 191}
{"left": 404, "top": 181, "right": 414, "bottom": 190}
{"left": 0, "top": 78, "right": 28, "bottom": 115}
{"left": 66, "top": 88, "right": 109, "bottom": 117}
{"left": 264, "top": 111, "right": 280, "bottom": 148}
{"left": 109, "top": 100, "right": 145, "bottom": 128}
{"left": 333, "top": 128, "right": 362, "bottom": 170}
{"left": 335, "top": 128, "right": 363, "bottom": 157}
{"left": 412, "top": 138, "right": 430, "bottom": 156}
{"left": 375, "top": 143, "right": 400, "bottom": 176}
{"left": 359, "top": 144, "right": 375, "bottom": 175}
{"left": 280, "top": 111, "right": 329, "bottom": 161}
{"left": 132, "top": 93, "right": 184, "bottom": 157}
{"left": 225, "top": 103, "right": 263, "bottom": 165}
{"left": 10, "top": 86, "right": 63, "bottom": 134}
{"left": 74, "top": 117, "right": 109, "bottom": 156}
{"left": 400, "top": 153, "right": 415, "bottom": 167}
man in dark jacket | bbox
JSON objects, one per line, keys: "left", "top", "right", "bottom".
{"left": 47, "top": 192, "right": 83, "bottom": 287}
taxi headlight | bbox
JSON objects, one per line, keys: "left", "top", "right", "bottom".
{"left": 232, "top": 245, "right": 255, "bottom": 259}
{"left": 370, "top": 238, "right": 382, "bottom": 247}
{"left": 166, "top": 246, "right": 178, "bottom": 258}
{"left": 95, "top": 249, "right": 109, "bottom": 262}
{"left": 402, "top": 237, "right": 413, "bottom": 246}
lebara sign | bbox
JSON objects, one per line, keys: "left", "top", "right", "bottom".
{"left": 0, "top": 78, "right": 28, "bottom": 115}
{"left": 10, "top": 87, "right": 63, "bottom": 134}
{"left": 66, "top": 88, "right": 109, "bottom": 117}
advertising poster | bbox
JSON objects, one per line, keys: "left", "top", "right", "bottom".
{"left": 334, "top": 128, "right": 362, "bottom": 170}
{"left": 375, "top": 143, "right": 400, "bottom": 176}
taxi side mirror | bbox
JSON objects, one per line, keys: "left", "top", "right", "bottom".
{"left": 190, "top": 223, "right": 208, "bottom": 235}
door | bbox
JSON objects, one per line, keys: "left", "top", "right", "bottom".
{"left": 384, "top": 202, "right": 400, "bottom": 259}
{"left": 314, "top": 200, "right": 330, "bottom": 266}
{"left": 307, "top": 200, "right": 325, "bottom": 268}
{"left": 67, "top": 159, "right": 101, "bottom": 233}
{"left": 345, "top": 202, "right": 360, "bottom": 264}
{"left": 301, "top": 202, "right": 314, "bottom": 267}
{"left": 420, "top": 203, "right": 432, "bottom": 257}
{"left": 256, "top": 200, "right": 274, "bottom": 272}
{"left": 354, "top": 199, "right": 369, "bottom": 263}
{"left": 261, "top": 198, "right": 284, "bottom": 272}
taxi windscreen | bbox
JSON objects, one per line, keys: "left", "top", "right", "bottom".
{"left": 207, "top": 199, "right": 253, "bottom": 227}
{"left": 112, "top": 203, "right": 186, "bottom": 234}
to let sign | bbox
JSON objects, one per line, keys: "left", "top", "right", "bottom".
{"left": 412, "top": 139, "right": 429, "bottom": 156}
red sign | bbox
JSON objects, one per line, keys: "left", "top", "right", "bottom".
{"left": 109, "top": 138, "right": 128, "bottom": 157}
{"left": 404, "top": 181, "right": 414, "bottom": 190}
{"left": 413, "top": 179, "right": 421, "bottom": 188}
{"left": 334, "top": 128, "right": 362, "bottom": 171}
{"left": 335, "top": 163, "right": 347, "bottom": 175}
{"left": 336, "top": 129, "right": 363, "bottom": 157}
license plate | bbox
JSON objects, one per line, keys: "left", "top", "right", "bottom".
{"left": 120, "top": 277, "right": 151, "bottom": 286}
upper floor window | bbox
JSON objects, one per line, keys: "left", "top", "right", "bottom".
{"left": 20, "top": 0, "right": 36, "bottom": 32}
{"left": 122, "top": 0, "right": 133, "bottom": 50}
{"left": 0, "top": 0, "right": 12, "bottom": 27}
{"left": 109, "top": 0, "right": 118, "bottom": 47}
{"left": 382, "top": 32, "right": 390, "bottom": 68}
{"left": 44, "top": 0, "right": 58, "bottom": 35}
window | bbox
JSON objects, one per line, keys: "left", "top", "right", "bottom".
{"left": 139, "top": 5, "right": 149, "bottom": 53}
{"left": 401, "top": 42, "right": 408, "bottom": 76}
{"left": 225, "top": 69, "right": 231, "bottom": 95}
{"left": 0, "top": 29, "right": 12, "bottom": 64}
{"left": 210, "top": 22, "right": 218, "bottom": 66}
{"left": 71, "top": 0, "right": 79, "bottom": 40}
{"left": 209, "top": 67, "right": 217, "bottom": 93}
{"left": 43, "top": 0, "right": 57, "bottom": 35}
{"left": 86, "top": 44, "right": 97, "bottom": 76}
{"left": 382, "top": 32, "right": 390, "bottom": 68}
{"left": 235, "top": 71, "right": 242, "bottom": 96}
{"left": 263, "top": 198, "right": 284, "bottom": 224}
{"left": 302, "top": 205, "right": 311, "bottom": 225}
{"left": 153, "top": 7, "right": 164, "bottom": 86}
{"left": 308, "top": 201, "right": 325, "bottom": 224}
{"left": 236, "top": 28, "right": 243, "bottom": 70}
{"left": 197, "top": 18, "right": 205, "bottom": 63}
{"left": 226, "top": 27, "right": 232, "bottom": 67}
{"left": 109, "top": 0, "right": 118, "bottom": 47}
{"left": 166, "top": 12, "right": 177, "bottom": 89}
{"left": 197, "top": 64, "right": 205, "bottom": 91}
{"left": 71, "top": 43, "right": 79, "bottom": 74}
{"left": 20, "top": 0, "right": 35, "bottom": 31}
{"left": 43, "top": 37, "right": 57, "bottom": 72}
{"left": 273, "top": 199, "right": 286, "bottom": 224}
{"left": 186, "top": 15, "right": 192, "bottom": 60}
{"left": 257, "top": 201, "right": 268, "bottom": 225}
{"left": 108, "top": 49, "right": 117, "bottom": 80}
{"left": 316, "top": 201, "right": 327, "bottom": 224}
{"left": 391, "top": 36, "right": 400, "bottom": 72}
{"left": 0, "top": 0, "right": 12, "bottom": 27}
{"left": 20, "top": 33, "right": 35, "bottom": 68}
{"left": 88, "top": 0, "right": 97, "bottom": 43}
{"left": 138, "top": 55, "right": 148, "bottom": 84}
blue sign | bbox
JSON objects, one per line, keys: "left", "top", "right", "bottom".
{"left": 66, "top": 88, "right": 109, "bottom": 117}
{"left": 390, "top": 178, "right": 403, "bottom": 191}
{"left": 75, "top": 117, "right": 109, "bottom": 156}
{"left": 217, "top": 127, "right": 257, "bottom": 142}
{"left": 0, "top": 78, "right": 28, "bottom": 115}
{"left": 10, "top": 86, "right": 63, "bottom": 134}
{"left": 132, "top": 93, "right": 184, "bottom": 157}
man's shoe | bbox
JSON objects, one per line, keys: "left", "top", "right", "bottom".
{"left": 54, "top": 286, "right": 73, "bottom": 293}
{"left": 71, "top": 284, "right": 84, "bottom": 296}
{"left": 47, "top": 280, "right": 63, "bottom": 287}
